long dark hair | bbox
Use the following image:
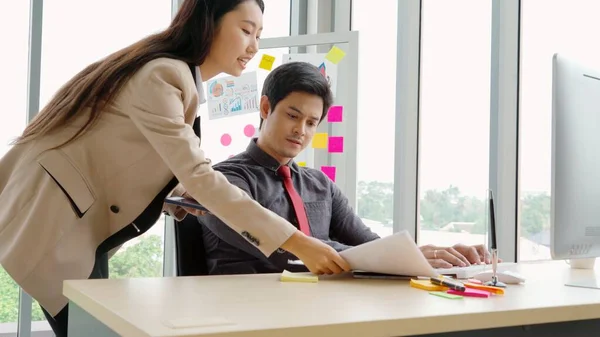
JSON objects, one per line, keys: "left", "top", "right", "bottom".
{"left": 15, "top": 0, "right": 264, "bottom": 147}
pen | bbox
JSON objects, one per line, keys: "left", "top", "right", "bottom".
{"left": 430, "top": 277, "right": 466, "bottom": 292}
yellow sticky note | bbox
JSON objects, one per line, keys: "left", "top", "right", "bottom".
{"left": 325, "top": 46, "right": 346, "bottom": 64}
{"left": 410, "top": 279, "right": 448, "bottom": 292}
{"left": 297, "top": 161, "right": 306, "bottom": 167}
{"left": 280, "top": 270, "right": 318, "bottom": 283}
{"left": 312, "top": 133, "right": 328, "bottom": 149}
{"left": 259, "top": 54, "right": 275, "bottom": 70}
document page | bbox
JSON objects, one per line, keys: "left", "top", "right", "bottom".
{"left": 340, "top": 231, "right": 437, "bottom": 277}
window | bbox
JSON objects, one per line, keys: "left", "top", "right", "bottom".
{"left": 39, "top": 0, "right": 172, "bottom": 291}
{"left": 196, "top": 0, "right": 291, "bottom": 164}
{"left": 418, "top": 0, "right": 492, "bottom": 248}
{"left": 0, "top": 0, "right": 30, "bottom": 335}
{"left": 519, "top": 0, "right": 600, "bottom": 261}
{"left": 351, "top": 0, "right": 398, "bottom": 238}
{"left": 261, "top": 0, "right": 291, "bottom": 39}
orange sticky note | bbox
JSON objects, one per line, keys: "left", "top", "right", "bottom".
{"left": 312, "top": 133, "right": 328, "bottom": 149}
{"left": 410, "top": 279, "right": 447, "bottom": 292}
{"left": 259, "top": 54, "right": 275, "bottom": 70}
{"left": 325, "top": 46, "right": 346, "bottom": 64}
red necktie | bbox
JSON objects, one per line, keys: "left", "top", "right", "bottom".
{"left": 277, "top": 165, "right": 311, "bottom": 236}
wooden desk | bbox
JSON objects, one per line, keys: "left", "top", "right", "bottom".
{"left": 64, "top": 261, "right": 600, "bottom": 337}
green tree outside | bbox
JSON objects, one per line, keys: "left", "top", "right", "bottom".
{"left": 0, "top": 234, "right": 163, "bottom": 324}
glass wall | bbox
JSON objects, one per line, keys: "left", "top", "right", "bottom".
{"left": 2, "top": 1, "right": 294, "bottom": 335}
{"left": 519, "top": 0, "right": 600, "bottom": 261}
{"left": 0, "top": 0, "right": 31, "bottom": 335}
{"left": 351, "top": 0, "right": 398, "bottom": 238}
{"left": 196, "top": 0, "right": 291, "bottom": 164}
{"left": 418, "top": 0, "right": 492, "bottom": 247}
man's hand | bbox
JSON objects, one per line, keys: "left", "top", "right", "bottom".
{"left": 452, "top": 243, "right": 494, "bottom": 265}
{"left": 420, "top": 244, "right": 472, "bottom": 268}
{"left": 420, "top": 244, "right": 497, "bottom": 268}
{"left": 280, "top": 232, "right": 351, "bottom": 275}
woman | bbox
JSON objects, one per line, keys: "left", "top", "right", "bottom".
{"left": 0, "top": 0, "right": 350, "bottom": 335}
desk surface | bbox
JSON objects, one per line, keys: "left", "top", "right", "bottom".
{"left": 63, "top": 261, "right": 600, "bottom": 337}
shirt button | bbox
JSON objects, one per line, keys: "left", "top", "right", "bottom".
{"left": 110, "top": 205, "right": 120, "bottom": 213}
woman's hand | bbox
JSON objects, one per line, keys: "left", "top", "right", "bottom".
{"left": 179, "top": 192, "right": 209, "bottom": 217}
{"left": 280, "top": 232, "right": 351, "bottom": 275}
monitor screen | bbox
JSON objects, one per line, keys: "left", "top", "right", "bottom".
{"left": 551, "top": 53, "right": 600, "bottom": 260}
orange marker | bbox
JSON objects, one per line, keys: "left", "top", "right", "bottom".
{"left": 464, "top": 282, "right": 505, "bottom": 295}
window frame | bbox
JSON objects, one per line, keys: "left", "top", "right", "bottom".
{"left": 331, "top": 0, "right": 521, "bottom": 261}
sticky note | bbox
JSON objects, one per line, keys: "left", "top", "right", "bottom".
{"left": 429, "top": 291, "right": 463, "bottom": 299}
{"left": 327, "top": 105, "right": 343, "bottom": 122}
{"left": 220, "top": 133, "right": 232, "bottom": 146}
{"left": 448, "top": 288, "right": 490, "bottom": 298}
{"left": 280, "top": 270, "right": 318, "bottom": 283}
{"left": 243, "top": 124, "right": 256, "bottom": 137}
{"left": 259, "top": 54, "right": 275, "bottom": 70}
{"left": 297, "top": 161, "right": 306, "bottom": 167}
{"left": 312, "top": 133, "right": 328, "bottom": 149}
{"left": 410, "top": 279, "right": 447, "bottom": 292}
{"left": 325, "top": 46, "right": 346, "bottom": 64}
{"left": 328, "top": 136, "right": 344, "bottom": 153}
{"left": 321, "top": 166, "right": 336, "bottom": 182}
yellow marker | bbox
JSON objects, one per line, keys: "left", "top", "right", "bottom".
{"left": 311, "top": 133, "right": 328, "bottom": 149}
{"left": 297, "top": 161, "right": 306, "bottom": 167}
{"left": 325, "top": 46, "right": 346, "bottom": 64}
{"left": 410, "top": 279, "right": 448, "bottom": 292}
{"left": 259, "top": 54, "right": 276, "bottom": 70}
{"left": 280, "top": 270, "right": 318, "bottom": 283}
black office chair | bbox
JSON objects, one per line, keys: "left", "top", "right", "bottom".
{"left": 173, "top": 214, "right": 209, "bottom": 276}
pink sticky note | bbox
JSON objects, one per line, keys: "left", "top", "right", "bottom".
{"left": 327, "top": 105, "right": 343, "bottom": 122}
{"left": 321, "top": 166, "right": 336, "bottom": 182}
{"left": 243, "top": 124, "right": 256, "bottom": 138}
{"left": 220, "top": 133, "right": 232, "bottom": 146}
{"left": 328, "top": 136, "right": 344, "bottom": 153}
{"left": 448, "top": 288, "right": 490, "bottom": 298}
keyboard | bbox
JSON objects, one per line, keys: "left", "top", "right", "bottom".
{"left": 434, "top": 262, "right": 516, "bottom": 279}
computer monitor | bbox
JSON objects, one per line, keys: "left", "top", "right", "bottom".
{"left": 551, "top": 53, "right": 600, "bottom": 266}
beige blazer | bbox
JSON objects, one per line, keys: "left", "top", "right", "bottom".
{"left": 0, "top": 58, "right": 297, "bottom": 316}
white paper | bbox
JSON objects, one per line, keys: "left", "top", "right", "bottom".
{"left": 282, "top": 54, "right": 338, "bottom": 97}
{"left": 340, "top": 231, "right": 437, "bottom": 277}
{"left": 207, "top": 71, "right": 259, "bottom": 120}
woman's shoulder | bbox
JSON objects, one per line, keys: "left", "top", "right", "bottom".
{"left": 129, "top": 57, "right": 195, "bottom": 91}
{"left": 137, "top": 57, "right": 190, "bottom": 77}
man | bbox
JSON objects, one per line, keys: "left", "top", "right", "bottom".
{"left": 199, "top": 61, "right": 490, "bottom": 275}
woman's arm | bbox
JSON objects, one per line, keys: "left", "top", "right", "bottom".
{"left": 123, "top": 59, "right": 296, "bottom": 257}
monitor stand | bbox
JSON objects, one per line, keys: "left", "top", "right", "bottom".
{"left": 564, "top": 258, "right": 599, "bottom": 289}
{"left": 565, "top": 279, "right": 600, "bottom": 289}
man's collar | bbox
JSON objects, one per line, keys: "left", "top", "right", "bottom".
{"left": 246, "top": 139, "right": 300, "bottom": 174}
{"left": 195, "top": 66, "right": 206, "bottom": 104}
